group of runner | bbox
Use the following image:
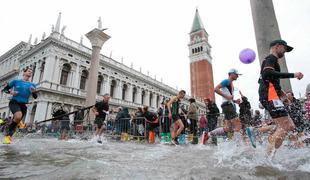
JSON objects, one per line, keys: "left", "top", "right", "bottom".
{"left": 0, "top": 39, "right": 307, "bottom": 157}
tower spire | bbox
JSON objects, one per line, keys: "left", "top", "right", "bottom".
{"left": 190, "top": 9, "right": 205, "bottom": 33}
{"left": 55, "top": 12, "right": 62, "bottom": 33}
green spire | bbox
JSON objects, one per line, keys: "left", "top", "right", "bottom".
{"left": 190, "top": 9, "right": 205, "bottom": 33}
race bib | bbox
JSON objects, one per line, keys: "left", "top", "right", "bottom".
{"left": 272, "top": 99, "right": 284, "bottom": 108}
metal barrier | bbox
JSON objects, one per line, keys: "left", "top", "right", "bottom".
{"left": 21, "top": 108, "right": 275, "bottom": 144}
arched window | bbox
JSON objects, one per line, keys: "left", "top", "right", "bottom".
{"left": 132, "top": 87, "right": 137, "bottom": 103}
{"left": 60, "top": 64, "right": 71, "bottom": 85}
{"left": 197, "top": 48, "right": 200, "bottom": 52}
{"left": 122, "top": 84, "right": 127, "bottom": 100}
{"left": 149, "top": 92, "right": 153, "bottom": 107}
{"left": 194, "top": 48, "right": 197, "bottom": 53}
{"left": 110, "top": 80, "right": 116, "bottom": 98}
{"left": 192, "top": 49, "right": 194, "bottom": 54}
{"left": 79, "top": 70, "right": 88, "bottom": 90}
{"left": 39, "top": 62, "right": 45, "bottom": 82}
{"left": 31, "top": 64, "right": 36, "bottom": 81}
{"left": 141, "top": 90, "right": 145, "bottom": 105}
{"left": 97, "top": 75, "right": 103, "bottom": 94}
{"left": 156, "top": 95, "right": 160, "bottom": 108}
{"left": 200, "top": 46, "right": 203, "bottom": 51}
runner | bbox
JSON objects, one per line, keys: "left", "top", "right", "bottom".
{"left": 203, "top": 69, "right": 241, "bottom": 144}
{"left": 92, "top": 93, "right": 110, "bottom": 143}
{"left": 204, "top": 98, "right": 220, "bottom": 145}
{"left": 1, "top": 67, "right": 37, "bottom": 144}
{"left": 256, "top": 39, "right": 303, "bottom": 155}
{"left": 167, "top": 90, "right": 186, "bottom": 145}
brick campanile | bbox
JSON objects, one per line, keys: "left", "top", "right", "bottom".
{"left": 188, "top": 9, "right": 215, "bottom": 101}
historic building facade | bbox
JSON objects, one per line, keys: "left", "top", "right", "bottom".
{"left": 0, "top": 14, "right": 206, "bottom": 124}
{"left": 188, "top": 9, "right": 215, "bottom": 101}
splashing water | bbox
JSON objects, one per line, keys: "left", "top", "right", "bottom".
{"left": 0, "top": 135, "right": 310, "bottom": 179}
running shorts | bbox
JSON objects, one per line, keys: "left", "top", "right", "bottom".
{"left": 9, "top": 100, "right": 27, "bottom": 118}
{"left": 221, "top": 102, "right": 238, "bottom": 120}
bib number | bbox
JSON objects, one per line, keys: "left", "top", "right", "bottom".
{"left": 272, "top": 99, "right": 284, "bottom": 108}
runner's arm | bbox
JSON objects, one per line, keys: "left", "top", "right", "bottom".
{"left": 2, "top": 83, "right": 12, "bottom": 94}
{"left": 214, "top": 83, "right": 233, "bottom": 100}
{"left": 262, "top": 67, "right": 294, "bottom": 79}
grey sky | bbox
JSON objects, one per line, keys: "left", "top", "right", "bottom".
{"left": 0, "top": 0, "right": 309, "bottom": 109}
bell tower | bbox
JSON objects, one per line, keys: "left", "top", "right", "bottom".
{"left": 188, "top": 9, "right": 215, "bottom": 100}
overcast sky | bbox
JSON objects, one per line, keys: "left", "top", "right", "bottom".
{"left": 1, "top": 0, "right": 309, "bottom": 109}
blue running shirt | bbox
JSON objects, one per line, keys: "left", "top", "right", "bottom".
{"left": 220, "top": 79, "right": 233, "bottom": 103}
{"left": 8, "top": 79, "right": 36, "bottom": 104}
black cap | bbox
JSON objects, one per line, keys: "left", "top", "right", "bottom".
{"left": 269, "top": 39, "right": 293, "bottom": 52}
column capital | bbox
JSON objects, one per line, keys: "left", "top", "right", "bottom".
{"left": 85, "top": 28, "right": 110, "bottom": 48}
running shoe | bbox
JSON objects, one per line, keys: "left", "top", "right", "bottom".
{"left": 0, "top": 119, "right": 6, "bottom": 126}
{"left": 245, "top": 127, "right": 256, "bottom": 148}
{"left": 18, "top": 121, "right": 26, "bottom": 129}
{"left": 171, "top": 138, "right": 179, "bottom": 145}
{"left": 3, "top": 136, "right": 12, "bottom": 144}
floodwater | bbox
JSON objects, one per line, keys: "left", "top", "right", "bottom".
{"left": 1, "top": 135, "right": 310, "bottom": 180}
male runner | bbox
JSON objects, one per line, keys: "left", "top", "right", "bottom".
{"left": 203, "top": 69, "right": 241, "bottom": 143}
{"left": 167, "top": 90, "right": 186, "bottom": 145}
{"left": 256, "top": 39, "right": 303, "bottom": 155}
{"left": 92, "top": 93, "right": 110, "bottom": 143}
{"left": 2, "top": 67, "right": 37, "bottom": 144}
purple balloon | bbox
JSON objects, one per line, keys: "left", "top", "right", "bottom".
{"left": 239, "top": 48, "right": 256, "bottom": 64}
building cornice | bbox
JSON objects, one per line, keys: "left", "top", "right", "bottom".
{"left": 0, "top": 42, "right": 28, "bottom": 62}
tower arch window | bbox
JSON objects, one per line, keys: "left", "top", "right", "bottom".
{"left": 195, "top": 48, "right": 197, "bottom": 53}
{"left": 200, "top": 46, "right": 203, "bottom": 51}
{"left": 60, "top": 63, "right": 71, "bottom": 85}
{"left": 192, "top": 49, "right": 194, "bottom": 54}
{"left": 79, "top": 70, "right": 88, "bottom": 90}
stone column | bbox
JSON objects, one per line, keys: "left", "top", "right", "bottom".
{"left": 46, "top": 102, "right": 53, "bottom": 120}
{"left": 53, "top": 57, "right": 60, "bottom": 83}
{"left": 103, "top": 76, "right": 110, "bottom": 94}
{"left": 73, "top": 64, "right": 80, "bottom": 89}
{"left": 250, "top": 0, "right": 291, "bottom": 91}
{"left": 152, "top": 94, "right": 157, "bottom": 108}
{"left": 42, "top": 56, "right": 55, "bottom": 82}
{"left": 85, "top": 28, "right": 110, "bottom": 108}
{"left": 126, "top": 84, "right": 133, "bottom": 102}
{"left": 136, "top": 87, "right": 142, "bottom": 105}
{"left": 115, "top": 80, "right": 122, "bottom": 99}
{"left": 144, "top": 90, "right": 150, "bottom": 106}
{"left": 34, "top": 101, "right": 48, "bottom": 123}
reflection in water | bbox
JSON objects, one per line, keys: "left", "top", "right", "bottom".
{"left": 1, "top": 136, "right": 310, "bottom": 179}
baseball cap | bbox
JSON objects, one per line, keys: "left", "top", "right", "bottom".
{"left": 269, "top": 39, "right": 293, "bottom": 52}
{"left": 228, "top": 68, "right": 242, "bottom": 75}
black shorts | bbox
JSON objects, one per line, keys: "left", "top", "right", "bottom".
{"left": 60, "top": 120, "right": 70, "bottom": 132}
{"left": 221, "top": 102, "right": 238, "bottom": 120}
{"left": 94, "top": 117, "right": 104, "bottom": 129}
{"left": 9, "top": 100, "right": 27, "bottom": 118}
{"left": 260, "top": 100, "right": 288, "bottom": 119}
{"left": 172, "top": 114, "right": 181, "bottom": 123}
